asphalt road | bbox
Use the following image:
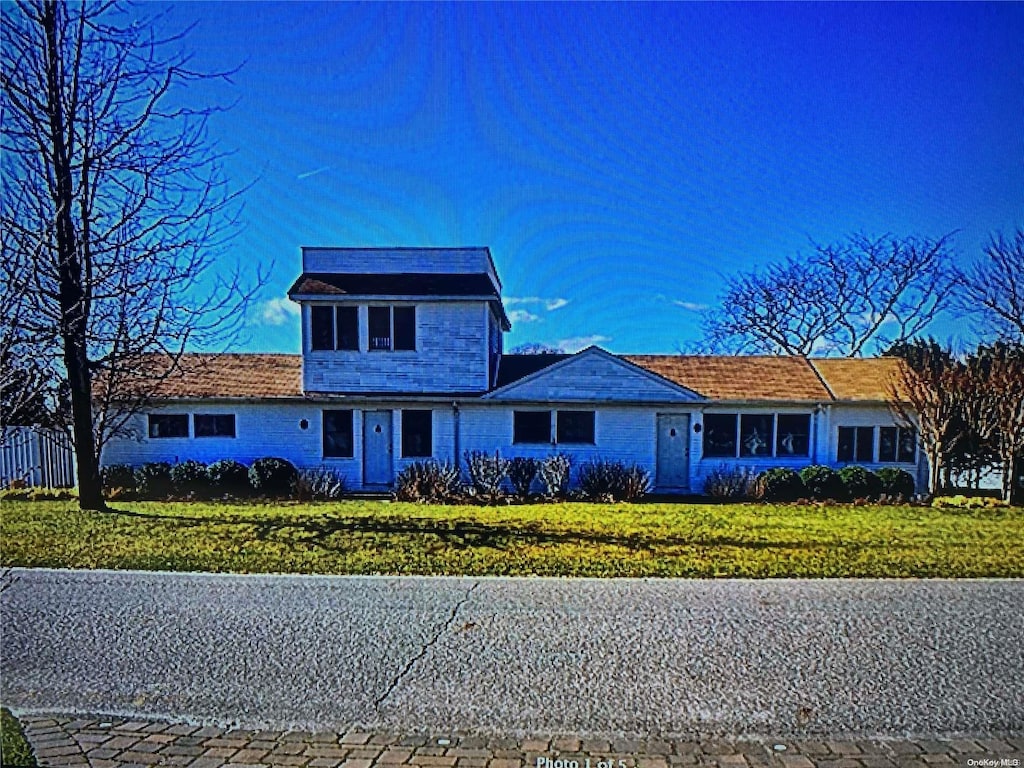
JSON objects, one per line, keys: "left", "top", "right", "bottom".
{"left": 1, "top": 569, "right": 1021, "bottom": 738}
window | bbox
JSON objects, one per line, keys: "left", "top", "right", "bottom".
{"left": 556, "top": 410, "right": 595, "bottom": 444}
{"left": 837, "top": 426, "right": 874, "bottom": 463}
{"left": 311, "top": 306, "right": 334, "bottom": 351}
{"left": 394, "top": 307, "right": 416, "bottom": 350}
{"left": 776, "top": 414, "right": 810, "bottom": 457}
{"left": 323, "top": 410, "right": 354, "bottom": 458}
{"left": 369, "top": 306, "right": 416, "bottom": 351}
{"left": 312, "top": 306, "right": 359, "bottom": 351}
{"left": 514, "top": 411, "right": 551, "bottom": 444}
{"left": 194, "top": 414, "right": 236, "bottom": 438}
{"left": 148, "top": 414, "right": 188, "bottom": 438}
{"left": 369, "top": 307, "right": 391, "bottom": 350}
{"left": 401, "top": 410, "right": 432, "bottom": 458}
{"left": 703, "top": 414, "right": 738, "bottom": 457}
{"left": 336, "top": 306, "right": 359, "bottom": 350}
{"left": 879, "top": 426, "right": 916, "bottom": 463}
{"left": 740, "top": 414, "right": 774, "bottom": 457}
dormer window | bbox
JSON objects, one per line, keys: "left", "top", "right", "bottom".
{"left": 311, "top": 306, "right": 358, "bottom": 351}
{"left": 369, "top": 306, "right": 416, "bottom": 351}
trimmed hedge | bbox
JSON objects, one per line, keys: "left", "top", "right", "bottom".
{"left": 248, "top": 457, "right": 298, "bottom": 497}
{"left": 134, "top": 462, "right": 173, "bottom": 499}
{"left": 877, "top": 467, "right": 915, "bottom": 500}
{"left": 754, "top": 468, "right": 805, "bottom": 502}
{"left": 170, "top": 460, "right": 210, "bottom": 498}
{"left": 838, "top": 465, "right": 882, "bottom": 501}
{"left": 799, "top": 465, "right": 846, "bottom": 501}
{"left": 207, "top": 459, "right": 251, "bottom": 496}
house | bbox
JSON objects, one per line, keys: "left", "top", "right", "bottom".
{"left": 100, "top": 247, "right": 927, "bottom": 493}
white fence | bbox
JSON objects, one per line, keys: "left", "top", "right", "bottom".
{"left": 1, "top": 427, "right": 76, "bottom": 488}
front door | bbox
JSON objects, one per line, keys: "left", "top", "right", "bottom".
{"left": 656, "top": 413, "right": 690, "bottom": 489}
{"left": 363, "top": 410, "right": 393, "bottom": 486}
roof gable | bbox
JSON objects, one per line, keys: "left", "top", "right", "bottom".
{"left": 810, "top": 357, "right": 909, "bottom": 402}
{"left": 486, "top": 347, "right": 704, "bottom": 403}
{"left": 625, "top": 355, "right": 833, "bottom": 402}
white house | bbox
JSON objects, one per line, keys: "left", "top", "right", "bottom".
{"left": 100, "top": 247, "right": 927, "bottom": 493}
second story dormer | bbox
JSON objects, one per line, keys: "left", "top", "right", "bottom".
{"left": 287, "top": 247, "right": 510, "bottom": 395}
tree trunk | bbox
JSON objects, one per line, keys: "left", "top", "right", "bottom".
{"left": 43, "top": 3, "right": 104, "bottom": 510}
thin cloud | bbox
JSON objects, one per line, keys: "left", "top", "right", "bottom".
{"left": 259, "top": 297, "right": 301, "bottom": 326}
{"left": 673, "top": 300, "right": 709, "bottom": 312}
{"left": 506, "top": 296, "right": 569, "bottom": 311}
{"left": 297, "top": 165, "right": 332, "bottom": 180}
{"left": 555, "top": 335, "right": 611, "bottom": 353}
{"left": 509, "top": 309, "right": 541, "bottom": 324}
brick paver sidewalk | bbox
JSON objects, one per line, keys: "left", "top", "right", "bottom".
{"left": 13, "top": 714, "right": 1023, "bottom": 768}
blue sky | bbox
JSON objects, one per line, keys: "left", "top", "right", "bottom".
{"left": 168, "top": 2, "right": 1023, "bottom": 355}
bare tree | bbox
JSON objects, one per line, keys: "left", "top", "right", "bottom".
{"left": 886, "top": 339, "right": 965, "bottom": 496}
{"left": 969, "top": 343, "right": 1024, "bottom": 502}
{"left": 955, "top": 228, "right": 1024, "bottom": 343}
{"left": 703, "top": 233, "right": 955, "bottom": 356}
{"left": 2, "top": 2, "right": 262, "bottom": 509}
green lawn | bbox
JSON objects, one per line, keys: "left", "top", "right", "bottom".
{"left": 1, "top": 499, "right": 1021, "bottom": 578}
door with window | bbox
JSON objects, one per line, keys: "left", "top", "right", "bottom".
{"left": 656, "top": 414, "right": 690, "bottom": 489}
{"left": 363, "top": 410, "right": 393, "bottom": 486}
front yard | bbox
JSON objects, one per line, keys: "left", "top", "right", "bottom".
{"left": 1, "top": 499, "right": 1021, "bottom": 578}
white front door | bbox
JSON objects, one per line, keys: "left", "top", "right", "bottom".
{"left": 363, "top": 410, "right": 393, "bottom": 486}
{"left": 656, "top": 413, "right": 690, "bottom": 489}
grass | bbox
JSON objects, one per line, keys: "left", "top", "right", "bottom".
{"left": 1, "top": 499, "right": 1022, "bottom": 578}
{"left": 1, "top": 707, "right": 36, "bottom": 768}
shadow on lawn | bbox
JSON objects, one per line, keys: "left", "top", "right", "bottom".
{"left": 100, "top": 504, "right": 842, "bottom": 554}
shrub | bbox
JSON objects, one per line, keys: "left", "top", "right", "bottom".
{"left": 170, "top": 460, "right": 210, "bottom": 498}
{"left": 578, "top": 459, "right": 651, "bottom": 502}
{"left": 538, "top": 453, "right": 571, "bottom": 497}
{"left": 876, "top": 467, "right": 915, "bottom": 500}
{"left": 207, "top": 459, "right": 251, "bottom": 497}
{"left": 248, "top": 457, "right": 299, "bottom": 498}
{"left": 703, "top": 465, "right": 758, "bottom": 499}
{"left": 0, "top": 487, "right": 76, "bottom": 501}
{"left": 507, "top": 457, "right": 540, "bottom": 497}
{"left": 799, "top": 465, "right": 846, "bottom": 501}
{"left": 295, "top": 466, "right": 347, "bottom": 501}
{"left": 838, "top": 465, "right": 882, "bottom": 501}
{"left": 463, "top": 450, "right": 509, "bottom": 501}
{"left": 134, "top": 462, "right": 173, "bottom": 499}
{"left": 395, "top": 460, "right": 461, "bottom": 503}
{"left": 753, "top": 468, "right": 805, "bottom": 502}
{"left": 102, "top": 464, "right": 136, "bottom": 497}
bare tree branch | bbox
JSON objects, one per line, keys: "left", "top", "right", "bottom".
{"left": 2, "top": 2, "right": 263, "bottom": 508}
{"left": 702, "top": 233, "right": 955, "bottom": 357}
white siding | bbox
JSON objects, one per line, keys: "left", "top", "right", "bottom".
{"left": 302, "top": 302, "right": 489, "bottom": 393}
{"left": 489, "top": 349, "right": 700, "bottom": 403}
{"left": 824, "top": 403, "right": 928, "bottom": 490}
{"left": 459, "top": 404, "right": 682, "bottom": 486}
{"left": 100, "top": 401, "right": 460, "bottom": 491}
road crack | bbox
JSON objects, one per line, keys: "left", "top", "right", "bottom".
{"left": 374, "top": 580, "right": 481, "bottom": 710}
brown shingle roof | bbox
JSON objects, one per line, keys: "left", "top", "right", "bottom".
{"left": 624, "top": 355, "right": 832, "bottom": 402}
{"left": 106, "top": 352, "right": 907, "bottom": 404}
{"left": 810, "top": 357, "right": 909, "bottom": 402}
{"left": 111, "top": 354, "right": 302, "bottom": 400}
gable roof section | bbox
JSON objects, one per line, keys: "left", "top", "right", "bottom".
{"left": 493, "top": 353, "right": 571, "bottom": 389}
{"left": 624, "top": 355, "right": 832, "bottom": 402}
{"left": 810, "top": 357, "right": 909, "bottom": 402}
{"left": 106, "top": 354, "right": 303, "bottom": 400}
{"left": 486, "top": 347, "right": 704, "bottom": 403}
